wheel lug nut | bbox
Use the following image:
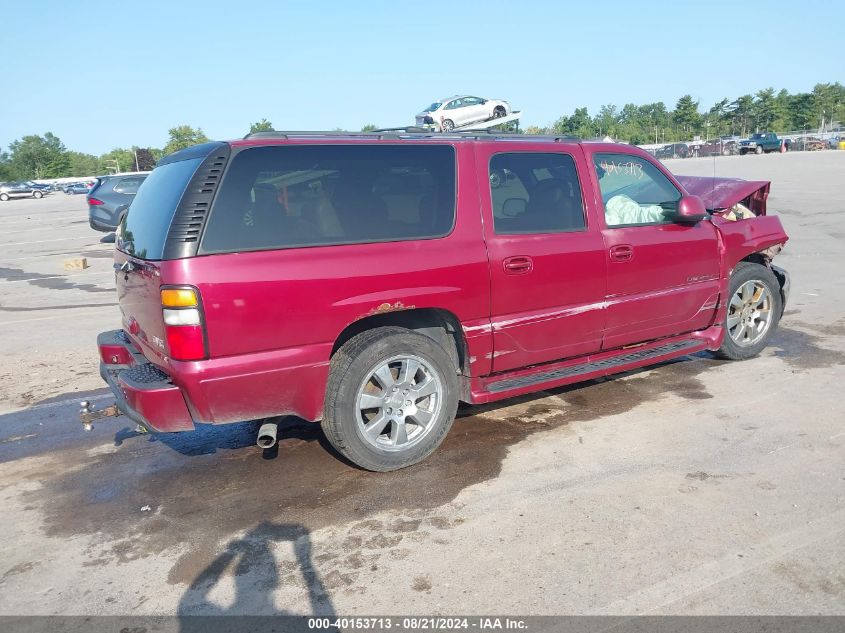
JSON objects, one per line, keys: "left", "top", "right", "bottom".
{"left": 405, "top": 400, "right": 411, "bottom": 406}
{"left": 398, "top": 409, "right": 403, "bottom": 416}
{"left": 386, "top": 407, "right": 392, "bottom": 414}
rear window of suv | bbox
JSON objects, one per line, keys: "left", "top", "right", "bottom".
{"left": 199, "top": 144, "right": 456, "bottom": 254}
{"left": 117, "top": 157, "right": 203, "bottom": 260}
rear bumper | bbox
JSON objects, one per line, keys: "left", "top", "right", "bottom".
{"left": 98, "top": 329, "right": 330, "bottom": 431}
{"left": 98, "top": 330, "right": 195, "bottom": 432}
{"left": 89, "top": 216, "right": 117, "bottom": 232}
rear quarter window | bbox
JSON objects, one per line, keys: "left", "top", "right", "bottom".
{"left": 117, "top": 158, "right": 203, "bottom": 260}
{"left": 114, "top": 176, "right": 145, "bottom": 194}
{"left": 199, "top": 144, "right": 456, "bottom": 254}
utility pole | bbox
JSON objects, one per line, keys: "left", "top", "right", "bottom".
{"left": 134, "top": 150, "right": 139, "bottom": 172}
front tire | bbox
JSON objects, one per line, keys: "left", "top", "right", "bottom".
{"left": 715, "top": 262, "right": 782, "bottom": 360}
{"left": 0, "top": 193, "right": 9, "bottom": 201}
{"left": 755, "top": 145, "right": 763, "bottom": 155}
{"left": 33, "top": 190, "right": 43, "bottom": 199}
{"left": 322, "top": 326, "right": 459, "bottom": 471}
{"left": 441, "top": 119, "right": 454, "bottom": 132}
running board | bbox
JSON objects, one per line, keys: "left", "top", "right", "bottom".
{"left": 486, "top": 339, "right": 702, "bottom": 394}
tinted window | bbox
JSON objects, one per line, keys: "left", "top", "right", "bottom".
{"left": 592, "top": 153, "right": 681, "bottom": 227}
{"left": 489, "top": 152, "right": 586, "bottom": 234}
{"left": 117, "top": 157, "right": 202, "bottom": 260}
{"left": 114, "top": 176, "right": 145, "bottom": 194}
{"left": 200, "top": 145, "right": 456, "bottom": 254}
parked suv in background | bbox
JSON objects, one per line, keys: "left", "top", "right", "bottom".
{"left": 88, "top": 172, "right": 149, "bottom": 231}
{"left": 0, "top": 181, "right": 45, "bottom": 201}
{"left": 95, "top": 132, "right": 789, "bottom": 471}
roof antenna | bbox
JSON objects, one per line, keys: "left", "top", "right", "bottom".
{"left": 711, "top": 139, "right": 717, "bottom": 212}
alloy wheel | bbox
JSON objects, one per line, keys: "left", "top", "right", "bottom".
{"left": 355, "top": 354, "right": 444, "bottom": 452}
{"left": 727, "top": 280, "right": 773, "bottom": 346}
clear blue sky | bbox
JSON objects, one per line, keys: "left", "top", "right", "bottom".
{"left": 1, "top": 0, "right": 841, "bottom": 155}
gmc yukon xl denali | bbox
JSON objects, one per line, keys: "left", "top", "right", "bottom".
{"left": 93, "top": 132, "right": 790, "bottom": 471}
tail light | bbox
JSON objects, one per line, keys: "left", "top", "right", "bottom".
{"left": 160, "top": 286, "right": 207, "bottom": 361}
{"left": 89, "top": 198, "right": 104, "bottom": 205}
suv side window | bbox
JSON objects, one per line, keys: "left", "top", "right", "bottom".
{"left": 114, "top": 177, "right": 144, "bottom": 194}
{"left": 592, "top": 153, "right": 681, "bottom": 227}
{"left": 200, "top": 144, "right": 456, "bottom": 254}
{"left": 489, "top": 152, "right": 586, "bottom": 234}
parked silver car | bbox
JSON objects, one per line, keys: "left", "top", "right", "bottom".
{"left": 416, "top": 96, "right": 511, "bottom": 132}
{"left": 0, "top": 182, "right": 45, "bottom": 201}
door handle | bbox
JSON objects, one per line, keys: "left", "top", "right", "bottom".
{"left": 609, "top": 245, "right": 634, "bottom": 262}
{"left": 503, "top": 256, "right": 533, "bottom": 274}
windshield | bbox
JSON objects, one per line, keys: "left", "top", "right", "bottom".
{"left": 751, "top": 133, "right": 765, "bottom": 139}
{"left": 423, "top": 102, "right": 442, "bottom": 112}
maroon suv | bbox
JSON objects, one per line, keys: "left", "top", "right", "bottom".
{"left": 95, "top": 132, "right": 789, "bottom": 471}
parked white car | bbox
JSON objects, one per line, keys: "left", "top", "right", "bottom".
{"left": 416, "top": 96, "right": 511, "bottom": 132}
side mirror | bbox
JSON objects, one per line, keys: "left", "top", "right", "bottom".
{"left": 674, "top": 195, "right": 707, "bottom": 224}
{"left": 502, "top": 198, "right": 527, "bottom": 217}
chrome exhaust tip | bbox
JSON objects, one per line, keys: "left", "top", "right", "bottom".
{"left": 256, "top": 422, "right": 278, "bottom": 449}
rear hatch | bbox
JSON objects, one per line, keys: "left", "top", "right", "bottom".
{"left": 114, "top": 153, "right": 209, "bottom": 364}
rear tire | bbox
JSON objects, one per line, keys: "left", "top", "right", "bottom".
{"left": 493, "top": 106, "right": 505, "bottom": 119}
{"left": 715, "top": 262, "right": 782, "bottom": 361}
{"left": 322, "top": 326, "right": 459, "bottom": 471}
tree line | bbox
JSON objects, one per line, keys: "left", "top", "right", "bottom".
{"left": 527, "top": 82, "right": 844, "bottom": 144}
{"left": 2, "top": 82, "right": 842, "bottom": 181}
{"left": 0, "top": 124, "right": 215, "bottom": 181}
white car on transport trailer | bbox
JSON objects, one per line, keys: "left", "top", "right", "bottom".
{"left": 416, "top": 96, "right": 511, "bottom": 132}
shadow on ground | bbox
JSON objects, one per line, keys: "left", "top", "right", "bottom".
{"left": 177, "top": 521, "right": 336, "bottom": 624}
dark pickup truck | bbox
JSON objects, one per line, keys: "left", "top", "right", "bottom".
{"left": 739, "top": 132, "right": 785, "bottom": 155}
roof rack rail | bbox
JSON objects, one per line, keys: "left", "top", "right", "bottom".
{"left": 370, "top": 126, "right": 429, "bottom": 134}
{"left": 239, "top": 130, "right": 584, "bottom": 143}
{"left": 242, "top": 129, "right": 428, "bottom": 140}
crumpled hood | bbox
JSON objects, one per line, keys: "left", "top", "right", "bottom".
{"left": 675, "top": 175, "right": 770, "bottom": 214}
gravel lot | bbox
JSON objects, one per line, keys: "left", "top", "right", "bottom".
{"left": 0, "top": 151, "right": 843, "bottom": 616}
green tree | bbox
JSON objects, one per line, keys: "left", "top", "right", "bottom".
{"left": 673, "top": 95, "right": 701, "bottom": 135}
{"left": 7, "top": 132, "right": 69, "bottom": 179}
{"left": 595, "top": 104, "right": 619, "bottom": 137}
{"left": 754, "top": 88, "right": 777, "bottom": 130}
{"left": 729, "top": 95, "right": 755, "bottom": 136}
{"left": 249, "top": 119, "right": 274, "bottom": 134}
{"left": 790, "top": 92, "right": 816, "bottom": 130}
{"left": 99, "top": 148, "right": 136, "bottom": 173}
{"left": 0, "top": 150, "right": 13, "bottom": 181}
{"left": 163, "top": 125, "right": 209, "bottom": 155}
{"left": 552, "top": 107, "right": 594, "bottom": 138}
{"left": 66, "top": 151, "right": 100, "bottom": 176}
{"left": 361, "top": 124, "right": 379, "bottom": 132}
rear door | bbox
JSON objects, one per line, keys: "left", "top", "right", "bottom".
{"left": 585, "top": 149, "right": 720, "bottom": 350}
{"left": 475, "top": 143, "right": 608, "bottom": 373}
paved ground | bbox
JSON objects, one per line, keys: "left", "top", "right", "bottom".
{"left": 0, "top": 151, "right": 843, "bottom": 616}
